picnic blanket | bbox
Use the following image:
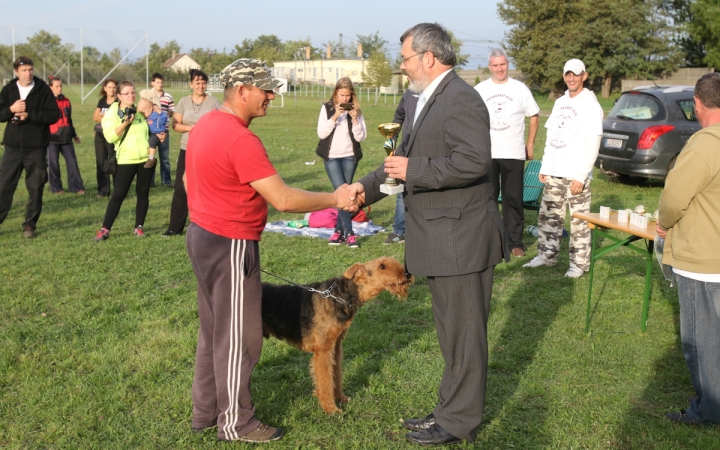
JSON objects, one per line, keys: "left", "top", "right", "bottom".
{"left": 264, "top": 220, "right": 385, "bottom": 239}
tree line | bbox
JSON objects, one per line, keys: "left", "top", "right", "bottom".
{"left": 499, "top": 0, "right": 720, "bottom": 97}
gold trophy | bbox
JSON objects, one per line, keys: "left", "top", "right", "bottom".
{"left": 378, "top": 123, "right": 404, "bottom": 195}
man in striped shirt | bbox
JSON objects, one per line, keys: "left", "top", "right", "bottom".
{"left": 150, "top": 73, "right": 174, "bottom": 187}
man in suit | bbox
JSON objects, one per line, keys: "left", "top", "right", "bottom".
{"left": 349, "top": 23, "right": 505, "bottom": 446}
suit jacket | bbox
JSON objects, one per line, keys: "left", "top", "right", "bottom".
{"left": 392, "top": 90, "right": 419, "bottom": 152}
{"left": 360, "top": 71, "right": 506, "bottom": 276}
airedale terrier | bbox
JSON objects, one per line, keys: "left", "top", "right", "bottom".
{"left": 261, "top": 256, "right": 412, "bottom": 413}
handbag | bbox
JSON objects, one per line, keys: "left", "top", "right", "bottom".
{"left": 102, "top": 152, "right": 117, "bottom": 175}
{"left": 102, "top": 113, "right": 132, "bottom": 176}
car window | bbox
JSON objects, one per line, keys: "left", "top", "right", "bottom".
{"left": 607, "top": 93, "right": 665, "bottom": 121}
{"left": 676, "top": 99, "right": 697, "bottom": 121}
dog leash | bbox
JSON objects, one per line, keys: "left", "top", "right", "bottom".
{"left": 260, "top": 269, "right": 350, "bottom": 306}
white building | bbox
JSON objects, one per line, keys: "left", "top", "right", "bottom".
{"left": 163, "top": 51, "right": 201, "bottom": 73}
{"left": 273, "top": 57, "right": 367, "bottom": 86}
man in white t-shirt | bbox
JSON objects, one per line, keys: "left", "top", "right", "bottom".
{"left": 523, "top": 59, "right": 603, "bottom": 278}
{"left": 475, "top": 48, "right": 539, "bottom": 257}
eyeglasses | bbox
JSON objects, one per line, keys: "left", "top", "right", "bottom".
{"left": 401, "top": 52, "right": 425, "bottom": 64}
{"left": 120, "top": 91, "right": 137, "bottom": 96}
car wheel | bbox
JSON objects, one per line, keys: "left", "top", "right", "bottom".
{"left": 617, "top": 174, "right": 647, "bottom": 185}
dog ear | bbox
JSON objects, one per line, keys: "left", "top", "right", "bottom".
{"left": 343, "top": 263, "right": 366, "bottom": 280}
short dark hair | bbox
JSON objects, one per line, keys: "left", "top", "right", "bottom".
{"left": 695, "top": 72, "right": 720, "bottom": 109}
{"left": 48, "top": 75, "right": 62, "bottom": 86}
{"left": 151, "top": 73, "right": 164, "bottom": 82}
{"left": 13, "top": 56, "right": 33, "bottom": 70}
{"left": 400, "top": 23, "right": 456, "bottom": 67}
{"left": 190, "top": 69, "right": 209, "bottom": 82}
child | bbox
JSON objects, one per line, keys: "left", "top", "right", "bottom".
{"left": 138, "top": 90, "right": 168, "bottom": 169}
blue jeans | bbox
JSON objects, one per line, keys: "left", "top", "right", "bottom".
{"left": 324, "top": 156, "right": 356, "bottom": 235}
{"left": 393, "top": 194, "right": 405, "bottom": 235}
{"left": 676, "top": 273, "right": 720, "bottom": 424}
{"left": 151, "top": 134, "right": 171, "bottom": 186}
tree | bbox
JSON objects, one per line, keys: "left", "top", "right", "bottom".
{"left": 362, "top": 51, "right": 393, "bottom": 88}
{"left": 661, "top": 0, "right": 707, "bottom": 66}
{"left": 446, "top": 30, "right": 470, "bottom": 69}
{"left": 356, "top": 31, "right": 387, "bottom": 59}
{"left": 688, "top": 0, "right": 720, "bottom": 69}
{"left": 498, "top": 0, "right": 682, "bottom": 97}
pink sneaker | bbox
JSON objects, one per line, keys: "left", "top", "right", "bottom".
{"left": 134, "top": 226, "right": 146, "bottom": 238}
{"left": 328, "top": 231, "right": 344, "bottom": 246}
{"left": 346, "top": 234, "right": 359, "bottom": 248}
{"left": 94, "top": 227, "right": 110, "bottom": 242}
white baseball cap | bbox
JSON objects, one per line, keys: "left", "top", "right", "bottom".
{"left": 563, "top": 59, "right": 586, "bottom": 75}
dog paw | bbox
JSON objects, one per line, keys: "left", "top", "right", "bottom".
{"left": 336, "top": 394, "right": 350, "bottom": 403}
{"left": 320, "top": 403, "right": 342, "bottom": 414}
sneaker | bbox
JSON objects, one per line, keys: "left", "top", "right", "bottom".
{"left": 346, "top": 234, "right": 359, "bottom": 248}
{"left": 666, "top": 410, "right": 700, "bottom": 425}
{"left": 328, "top": 231, "right": 344, "bottom": 246}
{"left": 22, "top": 226, "right": 36, "bottom": 239}
{"left": 94, "top": 227, "right": 110, "bottom": 242}
{"left": 226, "top": 423, "right": 284, "bottom": 443}
{"left": 161, "top": 230, "right": 180, "bottom": 237}
{"left": 564, "top": 266, "right": 585, "bottom": 278}
{"left": 523, "top": 256, "right": 557, "bottom": 268}
{"left": 134, "top": 226, "right": 145, "bottom": 238}
{"left": 383, "top": 233, "right": 405, "bottom": 245}
{"left": 143, "top": 158, "right": 157, "bottom": 169}
{"left": 163, "top": 183, "right": 172, "bottom": 188}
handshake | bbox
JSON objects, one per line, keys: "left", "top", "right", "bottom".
{"left": 333, "top": 183, "right": 366, "bottom": 213}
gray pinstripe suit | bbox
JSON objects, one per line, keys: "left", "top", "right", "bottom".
{"left": 359, "top": 70, "right": 506, "bottom": 441}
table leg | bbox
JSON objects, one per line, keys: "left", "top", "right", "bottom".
{"left": 586, "top": 226, "right": 597, "bottom": 332}
{"left": 640, "top": 240, "right": 655, "bottom": 332}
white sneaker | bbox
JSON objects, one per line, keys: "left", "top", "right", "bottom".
{"left": 523, "top": 256, "right": 557, "bottom": 268}
{"left": 565, "top": 266, "right": 585, "bottom": 278}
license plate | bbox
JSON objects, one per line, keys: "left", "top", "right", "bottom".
{"left": 605, "top": 138, "right": 623, "bottom": 149}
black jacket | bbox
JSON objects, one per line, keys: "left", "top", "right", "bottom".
{"left": 0, "top": 76, "right": 61, "bottom": 150}
{"left": 315, "top": 101, "right": 363, "bottom": 162}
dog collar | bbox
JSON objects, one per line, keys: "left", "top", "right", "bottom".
{"left": 261, "top": 270, "right": 351, "bottom": 307}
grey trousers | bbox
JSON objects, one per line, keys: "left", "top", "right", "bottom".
{"left": 428, "top": 266, "right": 495, "bottom": 442}
{"left": 186, "top": 223, "right": 263, "bottom": 441}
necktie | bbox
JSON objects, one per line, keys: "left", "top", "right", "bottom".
{"left": 413, "top": 93, "right": 426, "bottom": 129}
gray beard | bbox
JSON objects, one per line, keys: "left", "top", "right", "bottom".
{"left": 407, "top": 74, "right": 430, "bottom": 94}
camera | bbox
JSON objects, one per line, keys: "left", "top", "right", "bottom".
{"left": 118, "top": 106, "right": 136, "bottom": 120}
{"left": 339, "top": 102, "right": 354, "bottom": 111}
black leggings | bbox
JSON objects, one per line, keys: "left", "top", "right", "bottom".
{"left": 94, "top": 131, "right": 114, "bottom": 196}
{"left": 165, "top": 148, "right": 188, "bottom": 234}
{"left": 102, "top": 163, "right": 154, "bottom": 230}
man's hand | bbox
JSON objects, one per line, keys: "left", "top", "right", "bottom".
{"left": 539, "top": 174, "right": 546, "bottom": 184}
{"left": 15, "top": 112, "right": 28, "bottom": 122}
{"left": 656, "top": 223, "right": 667, "bottom": 238}
{"left": 384, "top": 156, "right": 408, "bottom": 181}
{"left": 347, "top": 182, "right": 366, "bottom": 208}
{"left": 10, "top": 100, "right": 26, "bottom": 114}
{"left": 157, "top": 132, "right": 167, "bottom": 143}
{"left": 525, "top": 142, "right": 534, "bottom": 160}
{"left": 570, "top": 180, "right": 584, "bottom": 195}
{"left": 333, "top": 184, "right": 358, "bottom": 212}
{"left": 73, "top": 136, "right": 81, "bottom": 144}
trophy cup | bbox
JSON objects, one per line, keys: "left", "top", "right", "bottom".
{"left": 378, "top": 123, "right": 404, "bottom": 195}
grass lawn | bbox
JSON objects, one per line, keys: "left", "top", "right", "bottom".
{"left": 1, "top": 84, "right": 717, "bottom": 449}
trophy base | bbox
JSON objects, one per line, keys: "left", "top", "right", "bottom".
{"left": 380, "top": 183, "right": 404, "bottom": 195}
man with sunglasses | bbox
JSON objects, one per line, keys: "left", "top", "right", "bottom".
{"left": 0, "top": 56, "right": 61, "bottom": 238}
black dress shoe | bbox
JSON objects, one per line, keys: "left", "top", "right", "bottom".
{"left": 403, "top": 413, "right": 436, "bottom": 431}
{"left": 406, "top": 423, "right": 461, "bottom": 446}
{"left": 161, "top": 230, "right": 181, "bottom": 237}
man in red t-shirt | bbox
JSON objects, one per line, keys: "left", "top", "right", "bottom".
{"left": 185, "top": 59, "right": 357, "bottom": 444}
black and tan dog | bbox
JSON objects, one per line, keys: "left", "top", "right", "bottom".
{"left": 261, "top": 256, "right": 412, "bottom": 413}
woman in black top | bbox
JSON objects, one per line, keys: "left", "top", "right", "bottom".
{"left": 92, "top": 78, "right": 117, "bottom": 197}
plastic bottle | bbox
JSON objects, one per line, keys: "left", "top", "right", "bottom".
{"left": 287, "top": 220, "right": 308, "bottom": 228}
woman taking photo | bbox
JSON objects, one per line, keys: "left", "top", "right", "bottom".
{"left": 316, "top": 77, "right": 366, "bottom": 248}
{"left": 93, "top": 78, "right": 118, "bottom": 197}
{"left": 161, "top": 69, "right": 220, "bottom": 237}
{"left": 94, "top": 81, "right": 159, "bottom": 241}
{"left": 47, "top": 76, "right": 85, "bottom": 194}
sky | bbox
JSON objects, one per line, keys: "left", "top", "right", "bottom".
{"left": 0, "top": 0, "right": 509, "bottom": 69}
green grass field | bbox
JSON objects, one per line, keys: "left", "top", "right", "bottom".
{"left": 1, "top": 84, "right": 717, "bottom": 449}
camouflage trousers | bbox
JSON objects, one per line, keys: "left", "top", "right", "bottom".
{"left": 537, "top": 176, "right": 592, "bottom": 270}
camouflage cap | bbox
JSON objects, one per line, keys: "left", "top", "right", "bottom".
{"left": 219, "top": 58, "right": 283, "bottom": 91}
